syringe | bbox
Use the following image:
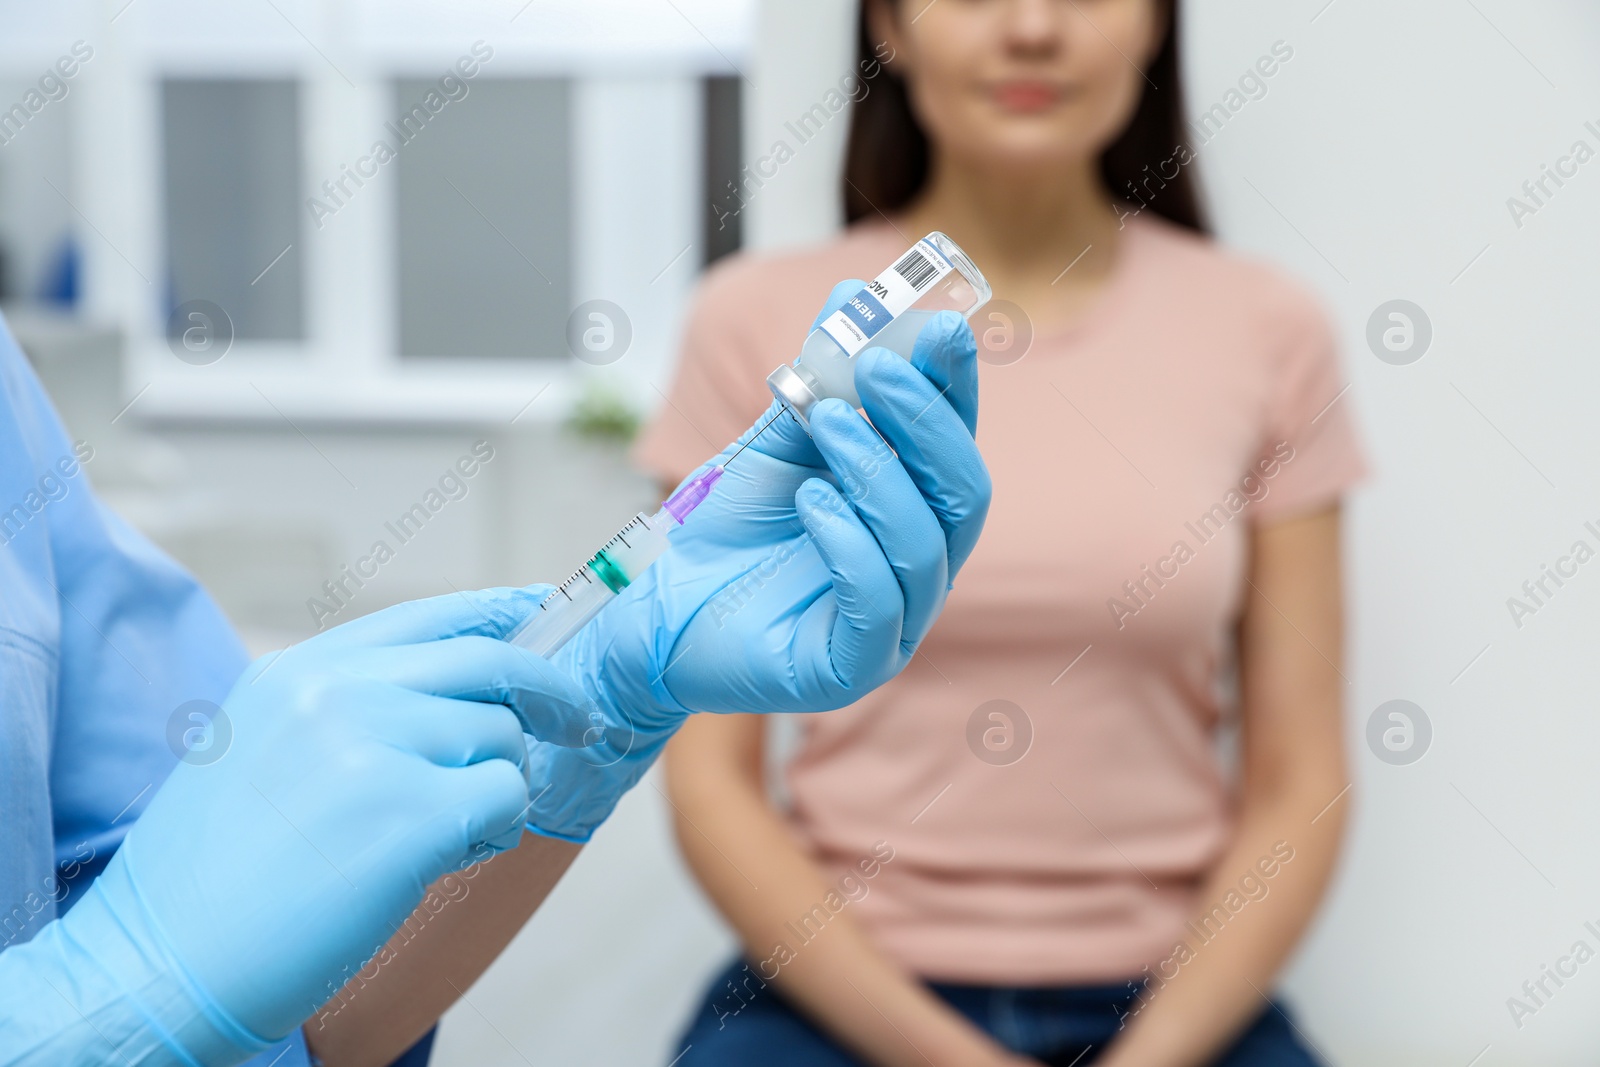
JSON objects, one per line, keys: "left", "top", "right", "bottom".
{"left": 507, "top": 461, "right": 735, "bottom": 658}
{"left": 512, "top": 234, "right": 988, "bottom": 657}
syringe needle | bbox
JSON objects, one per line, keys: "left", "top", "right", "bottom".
{"left": 723, "top": 404, "right": 787, "bottom": 469}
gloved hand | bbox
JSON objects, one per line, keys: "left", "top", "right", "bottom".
{"left": 0, "top": 588, "right": 593, "bottom": 1064}
{"left": 527, "top": 284, "right": 989, "bottom": 841}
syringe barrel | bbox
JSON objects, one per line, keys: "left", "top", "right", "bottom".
{"left": 508, "top": 567, "right": 615, "bottom": 658}
{"left": 508, "top": 509, "right": 676, "bottom": 657}
{"left": 768, "top": 232, "right": 991, "bottom": 426}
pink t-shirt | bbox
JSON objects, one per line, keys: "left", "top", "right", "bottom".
{"left": 635, "top": 215, "right": 1366, "bottom": 985}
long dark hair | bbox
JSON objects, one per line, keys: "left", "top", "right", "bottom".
{"left": 842, "top": 0, "right": 1207, "bottom": 234}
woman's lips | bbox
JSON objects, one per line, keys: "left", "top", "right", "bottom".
{"left": 990, "top": 81, "right": 1064, "bottom": 112}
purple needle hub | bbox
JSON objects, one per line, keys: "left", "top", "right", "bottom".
{"left": 663, "top": 465, "right": 724, "bottom": 524}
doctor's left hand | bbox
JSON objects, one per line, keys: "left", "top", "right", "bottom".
{"left": 0, "top": 588, "right": 593, "bottom": 1063}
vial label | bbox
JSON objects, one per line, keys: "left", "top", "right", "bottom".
{"left": 818, "top": 239, "right": 954, "bottom": 357}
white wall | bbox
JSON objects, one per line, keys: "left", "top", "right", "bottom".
{"left": 1183, "top": 3, "right": 1600, "bottom": 1064}
{"left": 739, "top": 0, "right": 855, "bottom": 250}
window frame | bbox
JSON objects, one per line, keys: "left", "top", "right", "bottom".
{"left": 74, "top": 28, "right": 726, "bottom": 424}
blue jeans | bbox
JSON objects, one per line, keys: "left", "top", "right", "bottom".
{"left": 306, "top": 1027, "right": 434, "bottom": 1067}
{"left": 675, "top": 960, "right": 1322, "bottom": 1067}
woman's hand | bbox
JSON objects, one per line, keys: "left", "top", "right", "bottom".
{"left": 667, "top": 715, "right": 1033, "bottom": 1067}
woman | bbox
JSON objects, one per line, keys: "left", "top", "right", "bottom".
{"left": 643, "top": 1, "right": 1363, "bottom": 1064}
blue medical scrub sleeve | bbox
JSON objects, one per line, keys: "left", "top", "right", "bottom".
{"left": 0, "top": 317, "right": 308, "bottom": 1066}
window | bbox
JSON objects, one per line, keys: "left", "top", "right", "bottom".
{"left": 393, "top": 77, "right": 571, "bottom": 360}
{"left": 702, "top": 75, "right": 741, "bottom": 266}
{"left": 161, "top": 79, "right": 304, "bottom": 342}
{"left": 73, "top": 0, "right": 748, "bottom": 421}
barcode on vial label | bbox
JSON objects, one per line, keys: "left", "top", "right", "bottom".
{"left": 817, "top": 239, "right": 955, "bottom": 358}
{"left": 892, "top": 248, "right": 939, "bottom": 292}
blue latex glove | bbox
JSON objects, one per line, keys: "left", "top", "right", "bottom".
{"left": 0, "top": 588, "right": 592, "bottom": 1064}
{"left": 527, "top": 285, "right": 989, "bottom": 841}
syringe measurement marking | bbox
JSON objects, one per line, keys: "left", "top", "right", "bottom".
{"left": 608, "top": 517, "right": 649, "bottom": 552}
{"left": 544, "top": 516, "right": 650, "bottom": 613}
{"left": 550, "top": 566, "right": 596, "bottom": 605}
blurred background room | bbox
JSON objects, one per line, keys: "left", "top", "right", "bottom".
{"left": 2, "top": 0, "right": 1599, "bottom": 1063}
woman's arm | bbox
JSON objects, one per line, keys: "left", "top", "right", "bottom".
{"left": 1097, "top": 505, "right": 1350, "bottom": 1067}
{"left": 305, "top": 833, "right": 582, "bottom": 1067}
{"left": 665, "top": 714, "right": 1035, "bottom": 1067}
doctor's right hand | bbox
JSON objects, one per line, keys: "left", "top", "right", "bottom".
{"left": 0, "top": 587, "right": 589, "bottom": 1065}
{"left": 525, "top": 286, "right": 990, "bottom": 843}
